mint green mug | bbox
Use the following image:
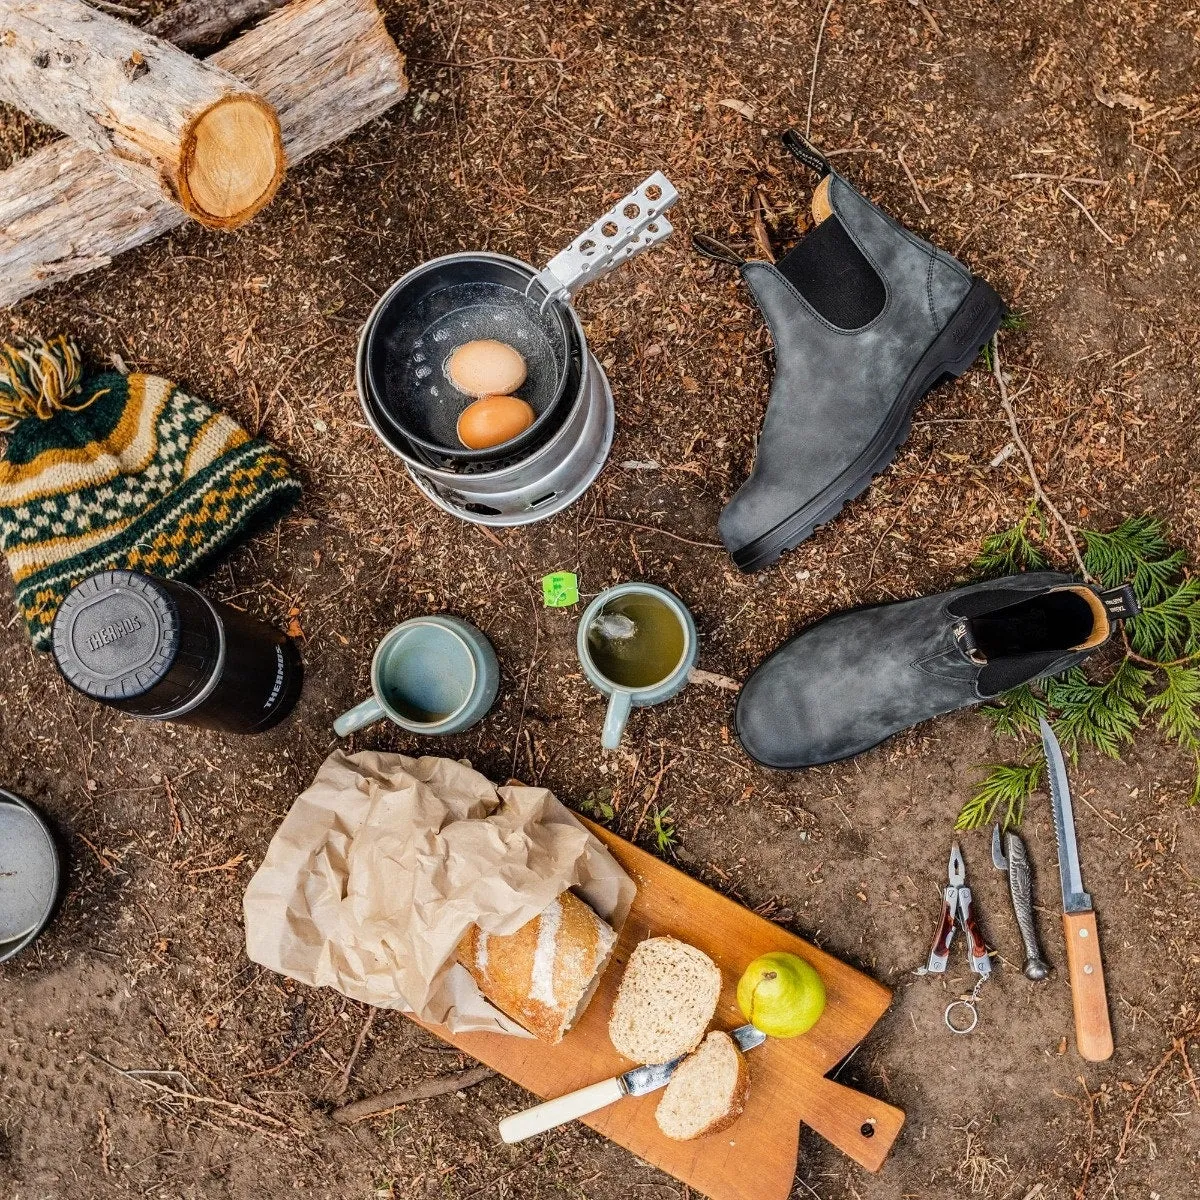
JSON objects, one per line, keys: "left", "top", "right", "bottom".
{"left": 334, "top": 615, "right": 499, "bottom": 737}
{"left": 577, "top": 583, "right": 698, "bottom": 751}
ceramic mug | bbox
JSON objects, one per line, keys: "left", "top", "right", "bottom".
{"left": 577, "top": 583, "right": 698, "bottom": 751}
{"left": 334, "top": 615, "right": 500, "bottom": 737}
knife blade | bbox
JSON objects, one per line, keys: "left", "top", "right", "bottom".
{"left": 498, "top": 1024, "right": 767, "bottom": 1144}
{"left": 1039, "top": 717, "right": 1113, "bottom": 1061}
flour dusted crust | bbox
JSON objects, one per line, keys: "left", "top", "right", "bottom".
{"left": 457, "top": 891, "right": 617, "bottom": 1043}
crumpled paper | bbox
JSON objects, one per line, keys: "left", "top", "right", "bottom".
{"left": 243, "top": 750, "right": 635, "bottom": 1037}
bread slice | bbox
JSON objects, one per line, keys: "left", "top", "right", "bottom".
{"left": 457, "top": 891, "right": 618, "bottom": 1043}
{"left": 655, "top": 1030, "right": 750, "bottom": 1141}
{"left": 608, "top": 936, "right": 722, "bottom": 1064}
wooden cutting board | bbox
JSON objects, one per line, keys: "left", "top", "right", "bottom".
{"left": 412, "top": 821, "right": 904, "bottom": 1199}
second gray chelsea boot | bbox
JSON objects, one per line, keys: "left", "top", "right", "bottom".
{"left": 735, "top": 572, "right": 1141, "bottom": 769}
{"left": 710, "top": 132, "right": 1006, "bottom": 572}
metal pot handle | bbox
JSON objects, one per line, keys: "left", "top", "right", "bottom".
{"left": 533, "top": 172, "right": 678, "bottom": 306}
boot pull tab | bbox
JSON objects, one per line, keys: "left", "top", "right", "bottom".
{"left": 1098, "top": 583, "right": 1141, "bottom": 621}
{"left": 691, "top": 233, "right": 745, "bottom": 267}
{"left": 781, "top": 129, "right": 831, "bottom": 178}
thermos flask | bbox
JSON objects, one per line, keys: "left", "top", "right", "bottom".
{"left": 51, "top": 570, "right": 302, "bottom": 733}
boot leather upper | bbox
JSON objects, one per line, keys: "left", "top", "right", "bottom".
{"left": 735, "top": 571, "right": 1108, "bottom": 769}
{"left": 718, "top": 174, "right": 974, "bottom": 554}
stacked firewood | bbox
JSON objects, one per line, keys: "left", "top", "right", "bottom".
{"left": 0, "top": 0, "right": 408, "bottom": 306}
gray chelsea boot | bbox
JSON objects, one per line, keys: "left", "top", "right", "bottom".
{"left": 711, "top": 132, "right": 1006, "bottom": 572}
{"left": 735, "top": 572, "right": 1141, "bottom": 769}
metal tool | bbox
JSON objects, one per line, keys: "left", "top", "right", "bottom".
{"left": 498, "top": 1023, "right": 767, "bottom": 1144}
{"left": 992, "top": 824, "right": 1050, "bottom": 980}
{"left": 918, "top": 842, "right": 991, "bottom": 1033}
{"left": 1039, "top": 717, "right": 1114, "bottom": 1062}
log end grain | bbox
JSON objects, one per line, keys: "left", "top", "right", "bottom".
{"left": 178, "top": 92, "right": 284, "bottom": 229}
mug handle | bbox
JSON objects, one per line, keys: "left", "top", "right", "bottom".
{"left": 334, "top": 696, "right": 385, "bottom": 738}
{"left": 601, "top": 689, "right": 633, "bottom": 751}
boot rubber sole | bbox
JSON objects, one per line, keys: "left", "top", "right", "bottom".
{"left": 730, "top": 275, "right": 1006, "bottom": 573}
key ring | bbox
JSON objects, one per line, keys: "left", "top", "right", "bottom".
{"left": 944, "top": 976, "right": 986, "bottom": 1035}
{"left": 945, "top": 998, "right": 979, "bottom": 1034}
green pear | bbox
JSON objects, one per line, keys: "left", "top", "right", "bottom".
{"left": 737, "top": 951, "right": 826, "bottom": 1037}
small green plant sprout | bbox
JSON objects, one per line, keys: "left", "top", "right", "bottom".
{"left": 650, "top": 804, "right": 677, "bottom": 855}
{"left": 578, "top": 789, "right": 615, "bottom": 824}
{"left": 958, "top": 514, "right": 1200, "bottom": 829}
{"left": 980, "top": 312, "right": 1028, "bottom": 370}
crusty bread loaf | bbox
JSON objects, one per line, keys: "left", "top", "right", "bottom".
{"left": 655, "top": 1030, "right": 750, "bottom": 1141}
{"left": 457, "top": 891, "right": 617, "bottom": 1043}
{"left": 608, "top": 936, "right": 722, "bottom": 1064}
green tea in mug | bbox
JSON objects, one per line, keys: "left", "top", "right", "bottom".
{"left": 587, "top": 592, "right": 686, "bottom": 689}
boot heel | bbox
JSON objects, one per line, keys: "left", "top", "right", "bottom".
{"left": 923, "top": 277, "right": 1006, "bottom": 388}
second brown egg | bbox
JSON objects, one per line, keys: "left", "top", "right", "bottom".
{"left": 457, "top": 394, "right": 536, "bottom": 450}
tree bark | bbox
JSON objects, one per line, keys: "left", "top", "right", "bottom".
{"left": 0, "top": 0, "right": 285, "bottom": 228}
{"left": 0, "top": 0, "right": 407, "bottom": 307}
{"left": 146, "top": 0, "right": 288, "bottom": 52}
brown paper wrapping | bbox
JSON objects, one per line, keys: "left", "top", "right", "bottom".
{"left": 243, "top": 750, "right": 635, "bottom": 1037}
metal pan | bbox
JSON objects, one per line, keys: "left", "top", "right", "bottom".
{"left": 363, "top": 173, "right": 677, "bottom": 464}
{"left": 0, "top": 788, "right": 62, "bottom": 963}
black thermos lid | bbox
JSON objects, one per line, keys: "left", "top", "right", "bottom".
{"left": 52, "top": 570, "right": 221, "bottom": 716}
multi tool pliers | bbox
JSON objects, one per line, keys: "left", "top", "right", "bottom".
{"left": 921, "top": 842, "right": 991, "bottom": 978}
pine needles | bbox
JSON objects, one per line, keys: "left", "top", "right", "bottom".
{"left": 957, "top": 514, "right": 1200, "bottom": 829}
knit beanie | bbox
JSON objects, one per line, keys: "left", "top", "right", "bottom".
{"left": 0, "top": 335, "right": 301, "bottom": 651}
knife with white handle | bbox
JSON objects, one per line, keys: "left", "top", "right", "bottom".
{"left": 498, "top": 1024, "right": 767, "bottom": 1144}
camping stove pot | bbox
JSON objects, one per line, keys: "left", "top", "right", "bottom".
{"left": 358, "top": 275, "right": 613, "bottom": 525}
{"left": 357, "top": 174, "right": 678, "bottom": 525}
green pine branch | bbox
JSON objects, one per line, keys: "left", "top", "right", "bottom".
{"left": 958, "top": 512, "right": 1200, "bottom": 826}
{"left": 1144, "top": 665, "right": 1200, "bottom": 752}
{"left": 980, "top": 682, "right": 1048, "bottom": 738}
{"left": 1081, "top": 516, "right": 1185, "bottom": 604}
{"left": 956, "top": 760, "right": 1044, "bottom": 831}
{"left": 972, "top": 503, "right": 1048, "bottom": 577}
{"left": 1043, "top": 660, "right": 1152, "bottom": 759}
{"left": 1127, "top": 577, "right": 1200, "bottom": 660}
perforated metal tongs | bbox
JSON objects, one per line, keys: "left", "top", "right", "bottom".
{"left": 532, "top": 173, "right": 679, "bottom": 308}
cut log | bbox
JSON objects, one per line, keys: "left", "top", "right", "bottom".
{"left": 0, "top": 0, "right": 407, "bottom": 307}
{"left": 0, "top": 0, "right": 285, "bottom": 228}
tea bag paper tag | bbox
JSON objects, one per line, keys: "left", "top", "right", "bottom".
{"left": 542, "top": 571, "right": 579, "bottom": 607}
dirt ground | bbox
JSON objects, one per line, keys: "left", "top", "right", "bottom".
{"left": 2, "top": 1, "right": 1199, "bottom": 1198}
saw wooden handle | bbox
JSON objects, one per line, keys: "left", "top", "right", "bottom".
{"left": 797, "top": 1074, "right": 906, "bottom": 1173}
{"left": 1062, "top": 911, "right": 1113, "bottom": 1062}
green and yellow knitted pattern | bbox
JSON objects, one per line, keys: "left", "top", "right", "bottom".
{"left": 0, "top": 336, "right": 301, "bottom": 650}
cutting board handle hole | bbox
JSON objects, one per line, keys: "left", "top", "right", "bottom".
{"left": 860, "top": 1122, "right": 876, "bottom": 1138}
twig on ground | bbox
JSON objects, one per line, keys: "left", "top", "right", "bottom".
{"left": 752, "top": 190, "right": 776, "bottom": 261}
{"left": 989, "top": 336, "right": 1090, "bottom": 579}
{"left": 593, "top": 517, "right": 722, "bottom": 550}
{"left": 1060, "top": 186, "right": 1116, "bottom": 246}
{"left": 243, "top": 1018, "right": 339, "bottom": 1080}
{"left": 897, "top": 146, "right": 931, "bottom": 214}
{"left": 805, "top": 0, "right": 837, "bottom": 139}
{"left": 91, "top": 1053, "right": 290, "bottom": 1134}
{"left": 908, "top": 0, "right": 943, "bottom": 36}
{"left": 1074, "top": 1078, "right": 1098, "bottom": 1200}
{"left": 630, "top": 745, "right": 676, "bottom": 842}
{"left": 331, "top": 1007, "right": 378, "bottom": 1099}
{"left": 1117, "top": 1021, "right": 1200, "bottom": 1161}
{"left": 332, "top": 1065, "right": 495, "bottom": 1124}
{"left": 687, "top": 668, "right": 740, "bottom": 692}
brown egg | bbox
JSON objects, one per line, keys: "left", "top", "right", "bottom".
{"left": 457, "top": 395, "right": 536, "bottom": 450}
{"left": 447, "top": 339, "right": 528, "bottom": 397}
